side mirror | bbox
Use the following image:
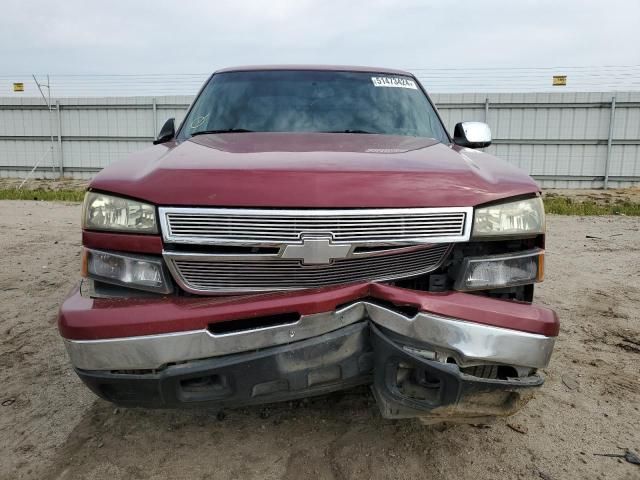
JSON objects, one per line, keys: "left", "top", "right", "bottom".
{"left": 453, "top": 122, "right": 491, "bottom": 149}
{"left": 153, "top": 118, "right": 176, "bottom": 145}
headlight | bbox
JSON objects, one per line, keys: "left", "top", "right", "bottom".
{"left": 82, "top": 248, "right": 172, "bottom": 293}
{"left": 83, "top": 192, "right": 157, "bottom": 233}
{"left": 454, "top": 249, "right": 544, "bottom": 291}
{"left": 472, "top": 197, "right": 545, "bottom": 237}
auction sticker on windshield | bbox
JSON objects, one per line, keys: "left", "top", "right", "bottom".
{"left": 371, "top": 76, "right": 417, "bottom": 89}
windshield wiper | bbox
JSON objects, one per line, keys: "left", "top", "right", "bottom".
{"left": 190, "top": 128, "right": 254, "bottom": 136}
{"left": 323, "top": 129, "right": 375, "bottom": 134}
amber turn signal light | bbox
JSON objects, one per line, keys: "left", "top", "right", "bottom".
{"left": 80, "top": 248, "right": 88, "bottom": 277}
{"left": 536, "top": 252, "right": 545, "bottom": 282}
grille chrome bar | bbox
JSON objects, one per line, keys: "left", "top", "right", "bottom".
{"left": 165, "top": 244, "right": 451, "bottom": 294}
{"left": 160, "top": 207, "right": 473, "bottom": 245}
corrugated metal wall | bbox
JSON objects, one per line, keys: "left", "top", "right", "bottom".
{"left": 434, "top": 92, "right": 640, "bottom": 188}
{"left": 1, "top": 92, "right": 639, "bottom": 188}
{"left": 0, "top": 96, "right": 191, "bottom": 179}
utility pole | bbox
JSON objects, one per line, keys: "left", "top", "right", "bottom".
{"left": 19, "top": 75, "right": 57, "bottom": 188}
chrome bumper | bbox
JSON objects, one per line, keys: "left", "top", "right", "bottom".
{"left": 64, "top": 301, "right": 555, "bottom": 372}
{"left": 365, "top": 303, "right": 555, "bottom": 370}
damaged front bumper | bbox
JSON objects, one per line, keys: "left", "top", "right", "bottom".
{"left": 371, "top": 325, "right": 543, "bottom": 421}
{"left": 59, "top": 282, "right": 558, "bottom": 421}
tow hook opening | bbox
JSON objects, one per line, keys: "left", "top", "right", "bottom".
{"left": 179, "top": 374, "right": 232, "bottom": 401}
{"left": 396, "top": 362, "right": 442, "bottom": 403}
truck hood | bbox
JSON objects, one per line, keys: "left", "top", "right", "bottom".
{"left": 90, "top": 132, "right": 539, "bottom": 207}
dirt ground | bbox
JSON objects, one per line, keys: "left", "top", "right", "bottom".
{"left": 0, "top": 201, "right": 638, "bottom": 480}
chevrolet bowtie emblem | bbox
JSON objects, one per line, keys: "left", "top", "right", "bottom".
{"left": 281, "top": 237, "right": 351, "bottom": 265}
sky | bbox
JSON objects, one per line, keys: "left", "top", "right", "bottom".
{"left": 2, "top": 0, "right": 640, "bottom": 95}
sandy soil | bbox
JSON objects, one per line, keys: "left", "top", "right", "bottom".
{"left": 0, "top": 201, "right": 638, "bottom": 480}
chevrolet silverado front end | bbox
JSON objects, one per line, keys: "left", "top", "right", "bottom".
{"left": 58, "top": 66, "right": 558, "bottom": 422}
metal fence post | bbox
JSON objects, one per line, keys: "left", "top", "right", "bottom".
{"left": 484, "top": 97, "right": 490, "bottom": 123}
{"left": 604, "top": 96, "right": 616, "bottom": 189}
{"left": 152, "top": 97, "right": 158, "bottom": 140}
{"left": 56, "top": 100, "right": 63, "bottom": 177}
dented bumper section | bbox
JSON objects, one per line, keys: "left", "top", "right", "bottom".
{"left": 59, "top": 282, "right": 558, "bottom": 419}
{"left": 370, "top": 325, "right": 543, "bottom": 421}
{"left": 64, "top": 299, "right": 555, "bottom": 372}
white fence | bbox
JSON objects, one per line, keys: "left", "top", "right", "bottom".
{"left": 1, "top": 92, "right": 639, "bottom": 188}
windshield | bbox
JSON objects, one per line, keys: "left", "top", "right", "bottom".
{"left": 178, "top": 70, "right": 448, "bottom": 142}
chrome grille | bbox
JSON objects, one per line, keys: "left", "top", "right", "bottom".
{"left": 166, "top": 244, "right": 450, "bottom": 293}
{"left": 160, "top": 207, "right": 472, "bottom": 245}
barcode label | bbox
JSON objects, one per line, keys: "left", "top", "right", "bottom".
{"left": 371, "top": 77, "right": 418, "bottom": 89}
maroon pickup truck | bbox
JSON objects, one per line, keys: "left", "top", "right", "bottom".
{"left": 58, "top": 66, "right": 558, "bottom": 422}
